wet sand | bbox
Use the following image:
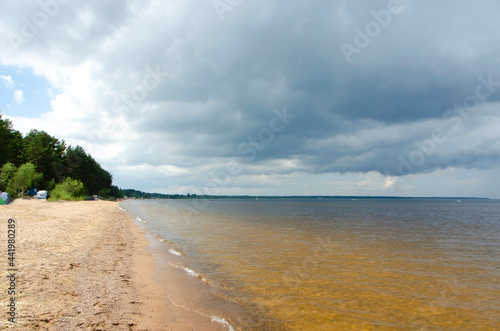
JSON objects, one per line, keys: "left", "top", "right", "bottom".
{"left": 0, "top": 199, "right": 224, "bottom": 330}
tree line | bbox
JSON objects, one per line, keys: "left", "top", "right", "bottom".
{"left": 0, "top": 113, "right": 116, "bottom": 200}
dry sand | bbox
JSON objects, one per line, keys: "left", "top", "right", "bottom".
{"left": 0, "top": 199, "right": 225, "bottom": 330}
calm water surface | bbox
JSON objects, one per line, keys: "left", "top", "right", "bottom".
{"left": 121, "top": 199, "right": 500, "bottom": 330}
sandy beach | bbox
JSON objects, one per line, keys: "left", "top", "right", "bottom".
{"left": 0, "top": 199, "right": 224, "bottom": 330}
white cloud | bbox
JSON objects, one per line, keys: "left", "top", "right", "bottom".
{"left": 1, "top": 74, "right": 15, "bottom": 88}
{"left": 356, "top": 172, "right": 398, "bottom": 192}
{"left": 384, "top": 177, "right": 397, "bottom": 189}
{"left": 13, "top": 89, "right": 25, "bottom": 104}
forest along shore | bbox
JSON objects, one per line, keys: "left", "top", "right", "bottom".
{"left": 0, "top": 199, "right": 224, "bottom": 330}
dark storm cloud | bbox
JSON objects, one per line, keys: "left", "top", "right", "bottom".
{"left": 2, "top": 0, "right": 500, "bottom": 187}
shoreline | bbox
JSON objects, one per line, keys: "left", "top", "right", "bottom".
{"left": 0, "top": 199, "right": 223, "bottom": 330}
{"left": 125, "top": 205, "right": 234, "bottom": 331}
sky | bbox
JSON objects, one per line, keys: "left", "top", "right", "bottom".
{"left": 1, "top": 0, "right": 499, "bottom": 198}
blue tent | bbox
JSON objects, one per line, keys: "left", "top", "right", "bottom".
{"left": 27, "top": 188, "right": 38, "bottom": 196}
{"left": 0, "top": 192, "right": 13, "bottom": 204}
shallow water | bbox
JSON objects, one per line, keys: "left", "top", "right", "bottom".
{"left": 121, "top": 199, "right": 500, "bottom": 330}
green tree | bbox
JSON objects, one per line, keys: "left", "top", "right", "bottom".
{"left": 109, "top": 185, "right": 122, "bottom": 198}
{"left": 0, "top": 162, "right": 17, "bottom": 192}
{"left": 6, "top": 162, "right": 42, "bottom": 197}
{"left": 0, "top": 113, "right": 24, "bottom": 166}
{"left": 1, "top": 117, "right": 116, "bottom": 198}
{"left": 23, "top": 129, "right": 66, "bottom": 187}
{"left": 49, "top": 177, "right": 86, "bottom": 201}
{"left": 63, "top": 146, "right": 112, "bottom": 195}
{"left": 98, "top": 188, "right": 110, "bottom": 199}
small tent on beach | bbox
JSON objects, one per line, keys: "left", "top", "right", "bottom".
{"left": 27, "top": 188, "right": 38, "bottom": 196}
{"left": 35, "top": 190, "right": 49, "bottom": 199}
{"left": 0, "top": 192, "right": 13, "bottom": 204}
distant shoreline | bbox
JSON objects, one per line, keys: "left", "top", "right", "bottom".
{"left": 121, "top": 194, "right": 491, "bottom": 200}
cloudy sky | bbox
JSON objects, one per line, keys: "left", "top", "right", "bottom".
{"left": 1, "top": 0, "right": 499, "bottom": 198}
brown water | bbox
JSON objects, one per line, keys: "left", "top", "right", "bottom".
{"left": 121, "top": 199, "right": 500, "bottom": 330}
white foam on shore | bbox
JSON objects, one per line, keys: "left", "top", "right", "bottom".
{"left": 211, "top": 316, "right": 235, "bottom": 331}
{"left": 136, "top": 216, "right": 147, "bottom": 223}
{"left": 168, "top": 248, "right": 183, "bottom": 256}
{"left": 118, "top": 206, "right": 127, "bottom": 211}
{"left": 181, "top": 265, "right": 198, "bottom": 277}
{"left": 171, "top": 263, "right": 208, "bottom": 283}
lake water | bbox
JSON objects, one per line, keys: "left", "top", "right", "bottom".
{"left": 120, "top": 198, "right": 500, "bottom": 330}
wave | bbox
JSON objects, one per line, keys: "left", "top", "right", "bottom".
{"left": 168, "top": 248, "right": 183, "bottom": 256}
{"left": 136, "top": 216, "right": 147, "bottom": 223}
{"left": 153, "top": 236, "right": 177, "bottom": 247}
{"left": 211, "top": 315, "right": 235, "bottom": 331}
{"left": 171, "top": 263, "right": 208, "bottom": 283}
{"left": 118, "top": 206, "right": 128, "bottom": 212}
